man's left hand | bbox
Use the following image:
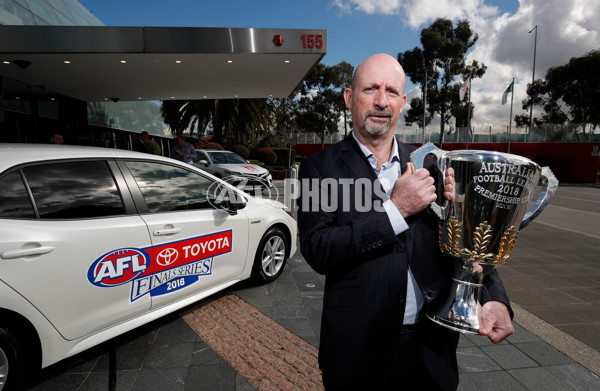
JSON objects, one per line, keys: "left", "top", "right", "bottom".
{"left": 477, "top": 301, "right": 514, "bottom": 343}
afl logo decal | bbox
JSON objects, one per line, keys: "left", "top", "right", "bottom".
{"left": 157, "top": 248, "right": 178, "bottom": 266}
{"left": 88, "top": 248, "right": 150, "bottom": 287}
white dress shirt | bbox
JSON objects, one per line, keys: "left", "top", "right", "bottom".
{"left": 352, "top": 132, "right": 424, "bottom": 324}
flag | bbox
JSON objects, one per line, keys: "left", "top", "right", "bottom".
{"left": 459, "top": 77, "right": 470, "bottom": 101}
{"left": 502, "top": 81, "right": 514, "bottom": 105}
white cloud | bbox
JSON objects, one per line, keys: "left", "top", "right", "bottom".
{"left": 333, "top": 0, "right": 600, "bottom": 134}
{"left": 332, "top": 0, "right": 403, "bottom": 15}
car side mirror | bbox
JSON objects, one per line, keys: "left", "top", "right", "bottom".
{"left": 198, "top": 159, "right": 209, "bottom": 166}
{"left": 212, "top": 190, "right": 247, "bottom": 215}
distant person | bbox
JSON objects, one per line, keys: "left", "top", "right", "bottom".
{"left": 133, "top": 131, "right": 150, "bottom": 153}
{"left": 50, "top": 133, "right": 64, "bottom": 144}
{"left": 170, "top": 135, "right": 197, "bottom": 164}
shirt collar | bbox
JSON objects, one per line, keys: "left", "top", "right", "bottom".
{"left": 351, "top": 131, "right": 401, "bottom": 168}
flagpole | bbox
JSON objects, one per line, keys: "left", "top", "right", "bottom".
{"left": 508, "top": 78, "right": 514, "bottom": 153}
{"left": 528, "top": 25, "right": 538, "bottom": 142}
{"left": 466, "top": 74, "right": 472, "bottom": 149}
{"left": 423, "top": 69, "right": 427, "bottom": 144}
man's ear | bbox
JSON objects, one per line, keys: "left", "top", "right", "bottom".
{"left": 343, "top": 88, "right": 353, "bottom": 110}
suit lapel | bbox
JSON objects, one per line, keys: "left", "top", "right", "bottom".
{"left": 338, "top": 135, "right": 378, "bottom": 182}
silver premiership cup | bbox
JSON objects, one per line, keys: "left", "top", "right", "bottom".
{"left": 411, "top": 143, "right": 558, "bottom": 334}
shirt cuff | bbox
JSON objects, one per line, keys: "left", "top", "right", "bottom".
{"left": 383, "top": 199, "right": 409, "bottom": 235}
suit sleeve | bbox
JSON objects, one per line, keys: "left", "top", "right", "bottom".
{"left": 480, "top": 266, "right": 514, "bottom": 319}
{"left": 297, "top": 157, "right": 400, "bottom": 276}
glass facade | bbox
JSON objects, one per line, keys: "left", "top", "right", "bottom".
{"left": 0, "top": 0, "right": 104, "bottom": 26}
{"left": 0, "top": 0, "right": 171, "bottom": 150}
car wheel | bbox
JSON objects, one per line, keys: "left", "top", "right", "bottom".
{"left": 252, "top": 227, "right": 288, "bottom": 283}
{"left": 0, "top": 326, "right": 26, "bottom": 391}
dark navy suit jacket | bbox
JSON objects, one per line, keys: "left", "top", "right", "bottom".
{"left": 297, "top": 134, "right": 512, "bottom": 390}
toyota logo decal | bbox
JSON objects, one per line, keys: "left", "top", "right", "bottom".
{"left": 157, "top": 248, "right": 179, "bottom": 266}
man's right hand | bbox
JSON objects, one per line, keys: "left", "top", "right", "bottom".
{"left": 390, "top": 168, "right": 437, "bottom": 218}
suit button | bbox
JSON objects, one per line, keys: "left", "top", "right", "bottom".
{"left": 377, "top": 240, "right": 383, "bottom": 246}
{"left": 361, "top": 246, "right": 366, "bottom": 253}
{"left": 398, "top": 294, "right": 405, "bottom": 303}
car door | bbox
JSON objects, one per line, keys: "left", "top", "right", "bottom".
{"left": 0, "top": 160, "right": 152, "bottom": 341}
{"left": 120, "top": 160, "right": 250, "bottom": 311}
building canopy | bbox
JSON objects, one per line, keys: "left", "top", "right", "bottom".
{"left": 0, "top": 25, "right": 327, "bottom": 102}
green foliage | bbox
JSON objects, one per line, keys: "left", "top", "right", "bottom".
{"left": 256, "top": 147, "right": 277, "bottom": 165}
{"left": 229, "top": 144, "right": 250, "bottom": 159}
{"left": 248, "top": 159, "right": 264, "bottom": 166}
{"left": 161, "top": 99, "right": 273, "bottom": 145}
{"left": 519, "top": 49, "right": 600, "bottom": 139}
{"left": 204, "top": 142, "right": 224, "bottom": 150}
{"left": 271, "top": 147, "right": 296, "bottom": 167}
{"left": 399, "top": 18, "right": 485, "bottom": 144}
{"left": 293, "top": 61, "right": 354, "bottom": 149}
{"left": 145, "top": 139, "right": 162, "bottom": 155}
{"left": 193, "top": 138, "right": 223, "bottom": 150}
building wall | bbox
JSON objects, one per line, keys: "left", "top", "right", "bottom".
{"left": 0, "top": 0, "right": 103, "bottom": 26}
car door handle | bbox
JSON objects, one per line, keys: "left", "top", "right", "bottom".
{"left": 153, "top": 228, "right": 182, "bottom": 236}
{"left": 1, "top": 246, "right": 56, "bottom": 259}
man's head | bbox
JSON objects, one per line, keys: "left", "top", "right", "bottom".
{"left": 50, "top": 133, "right": 64, "bottom": 144}
{"left": 176, "top": 135, "right": 185, "bottom": 145}
{"left": 140, "top": 131, "right": 150, "bottom": 142}
{"left": 344, "top": 53, "right": 407, "bottom": 139}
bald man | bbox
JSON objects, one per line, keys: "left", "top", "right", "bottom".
{"left": 297, "top": 54, "right": 513, "bottom": 390}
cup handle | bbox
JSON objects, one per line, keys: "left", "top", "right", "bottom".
{"left": 519, "top": 167, "right": 559, "bottom": 229}
{"left": 410, "top": 143, "right": 449, "bottom": 219}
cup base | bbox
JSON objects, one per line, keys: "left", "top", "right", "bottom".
{"left": 426, "top": 313, "right": 479, "bottom": 334}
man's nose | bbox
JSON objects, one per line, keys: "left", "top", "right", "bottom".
{"left": 374, "top": 89, "right": 389, "bottom": 108}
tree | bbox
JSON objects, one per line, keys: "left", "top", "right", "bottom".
{"left": 272, "top": 98, "right": 302, "bottom": 166}
{"left": 517, "top": 49, "right": 600, "bottom": 141}
{"left": 294, "top": 62, "right": 354, "bottom": 149}
{"left": 161, "top": 98, "right": 273, "bottom": 146}
{"left": 398, "top": 18, "right": 486, "bottom": 145}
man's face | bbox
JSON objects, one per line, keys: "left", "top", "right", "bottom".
{"left": 345, "top": 56, "right": 407, "bottom": 137}
{"left": 51, "top": 134, "right": 64, "bottom": 144}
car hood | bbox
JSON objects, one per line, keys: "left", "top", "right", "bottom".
{"left": 216, "top": 164, "right": 269, "bottom": 175}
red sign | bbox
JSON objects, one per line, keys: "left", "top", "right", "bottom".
{"left": 273, "top": 34, "right": 284, "bottom": 46}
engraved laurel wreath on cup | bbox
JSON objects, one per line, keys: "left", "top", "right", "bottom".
{"left": 411, "top": 143, "right": 558, "bottom": 334}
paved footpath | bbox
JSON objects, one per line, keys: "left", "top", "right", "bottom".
{"left": 26, "top": 184, "right": 600, "bottom": 390}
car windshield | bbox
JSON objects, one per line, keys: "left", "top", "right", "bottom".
{"left": 208, "top": 151, "right": 247, "bottom": 164}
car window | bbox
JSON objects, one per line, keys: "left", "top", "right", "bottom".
{"left": 193, "top": 151, "right": 209, "bottom": 163}
{"left": 125, "top": 161, "right": 216, "bottom": 213}
{"left": 0, "top": 171, "right": 36, "bottom": 219}
{"left": 23, "top": 161, "right": 126, "bottom": 219}
{"left": 208, "top": 152, "right": 246, "bottom": 164}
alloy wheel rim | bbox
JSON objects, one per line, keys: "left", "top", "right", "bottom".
{"left": 0, "top": 347, "right": 8, "bottom": 390}
{"left": 261, "top": 236, "right": 285, "bottom": 277}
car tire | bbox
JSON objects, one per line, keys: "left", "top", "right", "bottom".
{"left": 0, "top": 326, "right": 26, "bottom": 391}
{"left": 252, "top": 227, "right": 288, "bottom": 283}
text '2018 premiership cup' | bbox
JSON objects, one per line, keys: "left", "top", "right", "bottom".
{"left": 411, "top": 143, "right": 558, "bottom": 334}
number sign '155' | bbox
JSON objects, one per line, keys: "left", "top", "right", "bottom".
{"left": 301, "top": 34, "right": 323, "bottom": 49}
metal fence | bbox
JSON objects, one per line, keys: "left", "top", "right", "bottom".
{"left": 294, "top": 124, "right": 599, "bottom": 145}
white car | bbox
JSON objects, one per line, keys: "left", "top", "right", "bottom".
{"left": 0, "top": 144, "right": 296, "bottom": 390}
{"left": 193, "top": 149, "right": 273, "bottom": 191}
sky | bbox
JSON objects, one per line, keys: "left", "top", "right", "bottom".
{"left": 79, "top": 0, "right": 599, "bottom": 135}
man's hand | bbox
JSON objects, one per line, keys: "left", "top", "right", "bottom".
{"left": 477, "top": 301, "right": 514, "bottom": 343}
{"left": 444, "top": 168, "right": 455, "bottom": 203}
{"left": 390, "top": 168, "right": 437, "bottom": 218}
